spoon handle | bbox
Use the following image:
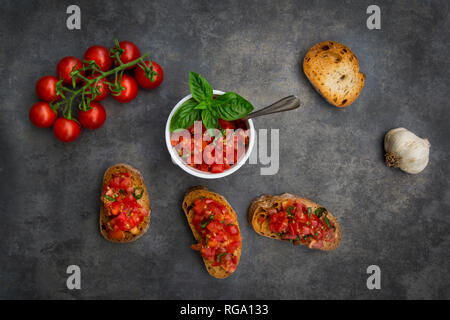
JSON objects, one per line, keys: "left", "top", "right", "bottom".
{"left": 244, "top": 95, "right": 301, "bottom": 120}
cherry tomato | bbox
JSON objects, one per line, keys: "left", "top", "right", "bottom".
{"left": 134, "top": 61, "right": 164, "bottom": 89}
{"left": 35, "top": 76, "right": 60, "bottom": 102}
{"left": 113, "top": 74, "right": 138, "bottom": 103}
{"left": 85, "top": 75, "right": 109, "bottom": 101}
{"left": 114, "top": 41, "right": 141, "bottom": 69}
{"left": 29, "top": 102, "right": 57, "bottom": 128}
{"left": 53, "top": 118, "right": 81, "bottom": 142}
{"left": 83, "top": 45, "right": 112, "bottom": 72}
{"left": 56, "top": 56, "right": 84, "bottom": 84}
{"left": 78, "top": 102, "right": 106, "bottom": 130}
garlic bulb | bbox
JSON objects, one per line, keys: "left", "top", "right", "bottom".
{"left": 384, "top": 128, "right": 430, "bottom": 174}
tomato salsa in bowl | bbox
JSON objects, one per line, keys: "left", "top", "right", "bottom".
{"left": 165, "top": 90, "right": 255, "bottom": 179}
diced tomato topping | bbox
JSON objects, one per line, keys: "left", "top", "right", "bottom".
{"left": 101, "top": 173, "right": 146, "bottom": 237}
{"left": 267, "top": 200, "right": 335, "bottom": 246}
{"left": 170, "top": 119, "right": 249, "bottom": 174}
{"left": 190, "top": 197, "right": 241, "bottom": 273}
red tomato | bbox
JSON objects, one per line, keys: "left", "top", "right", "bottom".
{"left": 227, "top": 241, "right": 240, "bottom": 253}
{"left": 113, "top": 74, "right": 138, "bottom": 103}
{"left": 111, "top": 202, "right": 121, "bottom": 215}
{"left": 202, "top": 247, "right": 215, "bottom": 259}
{"left": 109, "top": 230, "right": 125, "bottom": 241}
{"left": 301, "top": 226, "right": 311, "bottom": 235}
{"left": 78, "top": 102, "right": 106, "bottom": 130}
{"left": 83, "top": 45, "right": 112, "bottom": 72}
{"left": 29, "top": 102, "right": 57, "bottom": 128}
{"left": 56, "top": 56, "right": 84, "bottom": 84}
{"left": 219, "top": 119, "right": 236, "bottom": 130}
{"left": 35, "top": 76, "right": 60, "bottom": 102}
{"left": 110, "top": 177, "right": 121, "bottom": 189}
{"left": 85, "top": 75, "right": 109, "bottom": 101}
{"left": 119, "top": 177, "right": 131, "bottom": 189}
{"left": 53, "top": 118, "right": 81, "bottom": 142}
{"left": 207, "top": 220, "right": 222, "bottom": 232}
{"left": 115, "top": 41, "right": 141, "bottom": 69}
{"left": 225, "top": 225, "right": 239, "bottom": 236}
{"left": 134, "top": 61, "right": 164, "bottom": 89}
{"left": 211, "top": 163, "right": 224, "bottom": 173}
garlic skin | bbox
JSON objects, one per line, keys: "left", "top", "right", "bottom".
{"left": 384, "top": 128, "right": 430, "bottom": 174}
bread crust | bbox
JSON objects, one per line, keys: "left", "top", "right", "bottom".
{"left": 303, "top": 41, "right": 365, "bottom": 107}
{"left": 248, "top": 193, "right": 341, "bottom": 251}
{"left": 99, "top": 163, "right": 151, "bottom": 243}
{"left": 182, "top": 186, "right": 241, "bottom": 279}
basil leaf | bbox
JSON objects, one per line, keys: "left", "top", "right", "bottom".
{"left": 170, "top": 99, "right": 201, "bottom": 132}
{"left": 201, "top": 109, "right": 218, "bottom": 130}
{"left": 214, "top": 92, "right": 254, "bottom": 121}
{"left": 104, "top": 195, "right": 115, "bottom": 202}
{"left": 194, "top": 101, "right": 209, "bottom": 110}
{"left": 314, "top": 207, "right": 327, "bottom": 218}
{"left": 189, "top": 72, "right": 213, "bottom": 102}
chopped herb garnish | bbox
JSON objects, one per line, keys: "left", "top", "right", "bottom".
{"left": 324, "top": 216, "right": 332, "bottom": 229}
{"left": 133, "top": 187, "right": 144, "bottom": 200}
{"left": 287, "top": 206, "right": 293, "bottom": 217}
{"left": 119, "top": 189, "right": 126, "bottom": 195}
{"left": 201, "top": 215, "right": 214, "bottom": 228}
{"left": 315, "top": 207, "right": 327, "bottom": 218}
{"left": 104, "top": 195, "right": 115, "bottom": 202}
{"left": 216, "top": 252, "right": 226, "bottom": 262}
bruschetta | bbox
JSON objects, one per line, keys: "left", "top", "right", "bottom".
{"left": 100, "top": 163, "right": 151, "bottom": 243}
{"left": 248, "top": 193, "right": 340, "bottom": 251}
{"left": 182, "top": 186, "right": 242, "bottom": 279}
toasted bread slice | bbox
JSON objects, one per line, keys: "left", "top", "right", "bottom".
{"left": 248, "top": 193, "right": 341, "bottom": 251}
{"left": 99, "top": 163, "right": 151, "bottom": 243}
{"left": 303, "top": 41, "right": 365, "bottom": 107}
{"left": 182, "top": 186, "right": 241, "bottom": 279}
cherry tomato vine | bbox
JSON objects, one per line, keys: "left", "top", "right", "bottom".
{"left": 30, "top": 38, "right": 164, "bottom": 143}
{"left": 51, "top": 39, "right": 158, "bottom": 118}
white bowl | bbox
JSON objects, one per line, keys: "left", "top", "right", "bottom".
{"left": 165, "top": 90, "right": 255, "bottom": 179}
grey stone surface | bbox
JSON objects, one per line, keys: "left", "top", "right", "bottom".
{"left": 0, "top": 0, "right": 449, "bottom": 299}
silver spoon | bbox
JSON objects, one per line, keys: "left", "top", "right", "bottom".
{"left": 244, "top": 95, "right": 301, "bottom": 120}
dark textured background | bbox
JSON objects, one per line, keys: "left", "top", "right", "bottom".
{"left": 0, "top": 0, "right": 449, "bottom": 300}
